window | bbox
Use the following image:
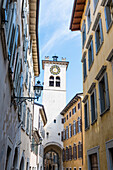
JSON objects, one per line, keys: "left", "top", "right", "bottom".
{"left": 84, "top": 100, "right": 90, "bottom": 130}
{"left": 83, "top": 56, "right": 87, "bottom": 81}
{"left": 78, "top": 102, "right": 81, "bottom": 110}
{"left": 28, "top": 73, "right": 31, "bottom": 93}
{"left": 5, "top": 146, "right": 12, "bottom": 170}
{"left": 87, "top": 4, "right": 91, "bottom": 32}
{"left": 88, "top": 40, "right": 94, "bottom": 70}
{"left": 49, "top": 76, "right": 54, "bottom": 86}
{"left": 56, "top": 76, "right": 60, "bottom": 87}
{"left": 90, "top": 89, "right": 97, "bottom": 124}
{"left": 73, "top": 120, "right": 76, "bottom": 135}
{"left": 73, "top": 144, "right": 77, "bottom": 160}
{"left": 106, "top": 139, "right": 113, "bottom": 170}
{"left": 78, "top": 142, "right": 83, "bottom": 159}
{"left": 22, "top": 103, "right": 26, "bottom": 128}
{"left": 95, "top": 18, "right": 103, "bottom": 54}
{"left": 54, "top": 119, "right": 56, "bottom": 123}
{"left": 93, "top": 0, "right": 98, "bottom": 12}
{"left": 69, "top": 111, "right": 71, "bottom": 117}
{"left": 69, "top": 124, "right": 72, "bottom": 138}
{"left": 63, "top": 129, "right": 65, "bottom": 140}
{"left": 98, "top": 72, "right": 110, "bottom": 115}
{"left": 78, "top": 117, "right": 82, "bottom": 133}
{"left": 104, "top": 0, "right": 113, "bottom": 31}
{"left": 72, "top": 106, "right": 76, "bottom": 114}
{"left": 82, "top": 21, "right": 86, "bottom": 48}
{"left": 87, "top": 146, "right": 100, "bottom": 170}
{"left": 74, "top": 168, "right": 76, "bottom": 170}
{"left": 66, "top": 126, "right": 68, "bottom": 139}
{"left": 79, "top": 168, "right": 82, "bottom": 170}
{"left": 63, "top": 148, "right": 65, "bottom": 162}
{"left": 66, "top": 147, "right": 68, "bottom": 161}
{"left": 67, "top": 114, "right": 68, "bottom": 120}
{"left": 25, "top": 63, "right": 29, "bottom": 86}
{"left": 69, "top": 146, "right": 72, "bottom": 160}
{"left": 26, "top": 109, "right": 30, "bottom": 134}
{"left": 69, "top": 168, "right": 72, "bottom": 170}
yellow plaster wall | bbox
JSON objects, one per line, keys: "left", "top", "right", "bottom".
{"left": 80, "top": 0, "right": 113, "bottom": 169}
{"left": 63, "top": 98, "right": 83, "bottom": 169}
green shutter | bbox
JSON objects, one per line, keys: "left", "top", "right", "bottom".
{"left": 104, "top": 72, "right": 110, "bottom": 109}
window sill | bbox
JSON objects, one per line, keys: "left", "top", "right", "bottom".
{"left": 85, "top": 126, "right": 90, "bottom": 131}
{"left": 106, "top": 21, "right": 113, "bottom": 34}
{"left": 21, "top": 125, "right": 25, "bottom": 131}
{"left": 100, "top": 107, "right": 110, "bottom": 116}
{"left": 96, "top": 41, "right": 103, "bottom": 56}
{"left": 91, "top": 118, "right": 97, "bottom": 125}
{"left": 88, "top": 60, "right": 94, "bottom": 72}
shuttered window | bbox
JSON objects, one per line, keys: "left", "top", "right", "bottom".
{"left": 88, "top": 40, "right": 94, "bottom": 70}
{"left": 104, "top": 0, "right": 113, "bottom": 31}
{"left": 28, "top": 72, "right": 31, "bottom": 94}
{"left": 82, "top": 21, "right": 86, "bottom": 48}
{"left": 63, "top": 129, "right": 65, "bottom": 140}
{"left": 69, "top": 146, "right": 72, "bottom": 160}
{"left": 87, "top": 5, "right": 91, "bottom": 32}
{"left": 66, "top": 126, "right": 68, "bottom": 139}
{"left": 22, "top": 103, "right": 26, "bottom": 128}
{"left": 26, "top": 109, "right": 30, "bottom": 134}
{"left": 73, "top": 144, "right": 77, "bottom": 160}
{"left": 78, "top": 142, "right": 83, "bottom": 158}
{"left": 78, "top": 117, "right": 81, "bottom": 133}
{"left": 29, "top": 115, "right": 32, "bottom": 138}
{"left": 98, "top": 72, "right": 110, "bottom": 115}
{"left": 84, "top": 100, "right": 90, "bottom": 130}
{"left": 25, "top": 62, "right": 29, "bottom": 86}
{"left": 63, "top": 149, "right": 65, "bottom": 162}
{"left": 90, "top": 89, "right": 97, "bottom": 124}
{"left": 73, "top": 120, "right": 76, "bottom": 135}
{"left": 95, "top": 18, "right": 103, "bottom": 54}
{"left": 69, "top": 124, "right": 72, "bottom": 138}
{"left": 61, "top": 131, "right": 63, "bottom": 141}
{"left": 66, "top": 147, "right": 68, "bottom": 161}
{"left": 83, "top": 56, "right": 87, "bottom": 81}
{"left": 72, "top": 106, "right": 76, "bottom": 114}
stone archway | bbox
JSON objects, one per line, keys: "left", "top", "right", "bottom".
{"left": 44, "top": 144, "right": 63, "bottom": 170}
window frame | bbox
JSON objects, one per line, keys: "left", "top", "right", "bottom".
{"left": 106, "top": 139, "right": 113, "bottom": 170}
{"left": 87, "top": 146, "right": 100, "bottom": 170}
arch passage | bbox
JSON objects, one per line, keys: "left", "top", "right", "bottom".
{"left": 44, "top": 144, "right": 63, "bottom": 170}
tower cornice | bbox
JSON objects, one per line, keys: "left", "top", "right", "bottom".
{"left": 42, "top": 60, "right": 69, "bottom": 70}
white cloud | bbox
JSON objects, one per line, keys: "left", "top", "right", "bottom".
{"left": 39, "top": 0, "right": 80, "bottom": 56}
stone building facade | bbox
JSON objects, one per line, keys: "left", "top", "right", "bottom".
{"left": 0, "top": 0, "right": 40, "bottom": 169}
{"left": 70, "top": 0, "right": 113, "bottom": 169}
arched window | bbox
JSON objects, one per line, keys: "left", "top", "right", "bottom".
{"left": 56, "top": 76, "right": 60, "bottom": 87}
{"left": 49, "top": 76, "right": 54, "bottom": 86}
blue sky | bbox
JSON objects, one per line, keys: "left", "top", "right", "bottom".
{"left": 38, "top": 0, "right": 83, "bottom": 104}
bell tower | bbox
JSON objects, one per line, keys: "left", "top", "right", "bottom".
{"left": 42, "top": 56, "right": 69, "bottom": 124}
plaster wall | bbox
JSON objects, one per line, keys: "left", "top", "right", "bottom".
{"left": 80, "top": 0, "right": 113, "bottom": 169}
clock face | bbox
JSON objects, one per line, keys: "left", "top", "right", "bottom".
{"left": 50, "top": 65, "right": 60, "bottom": 75}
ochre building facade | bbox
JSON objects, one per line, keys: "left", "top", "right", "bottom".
{"left": 70, "top": 0, "right": 113, "bottom": 169}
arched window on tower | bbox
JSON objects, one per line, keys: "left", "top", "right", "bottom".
{"left": 56, "top": 76, "right": 60, "bottom": 87}
{"left": 49, "top": 76, "right": 54, "bottom": 86}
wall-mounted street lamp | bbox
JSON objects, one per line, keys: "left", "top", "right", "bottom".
{"left": 11, "top": 81, "right": 43, "bottom": 106}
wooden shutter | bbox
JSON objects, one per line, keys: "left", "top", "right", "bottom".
{"left": 99, "top": 18, "right": 103, "bottom": 43}
{"left": 75, "top": 144, "right": 77, "bottom": 159}
{"left": 76, "top": 121, "right": 78, "bottom": 133}
{"left": 105, "top": 72, "right": 110, "bottom": 109}
{"left": 61, "top": 131, "right": 63, "bottom": 141}
{"left": 87, "top": 100, "right": 90, "bottom": 127}
{"left": 94, "top": 89, "right": 97, "bottom": 120}
{"left": 80, "top": 118, "right": 82, "bottom": 132}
